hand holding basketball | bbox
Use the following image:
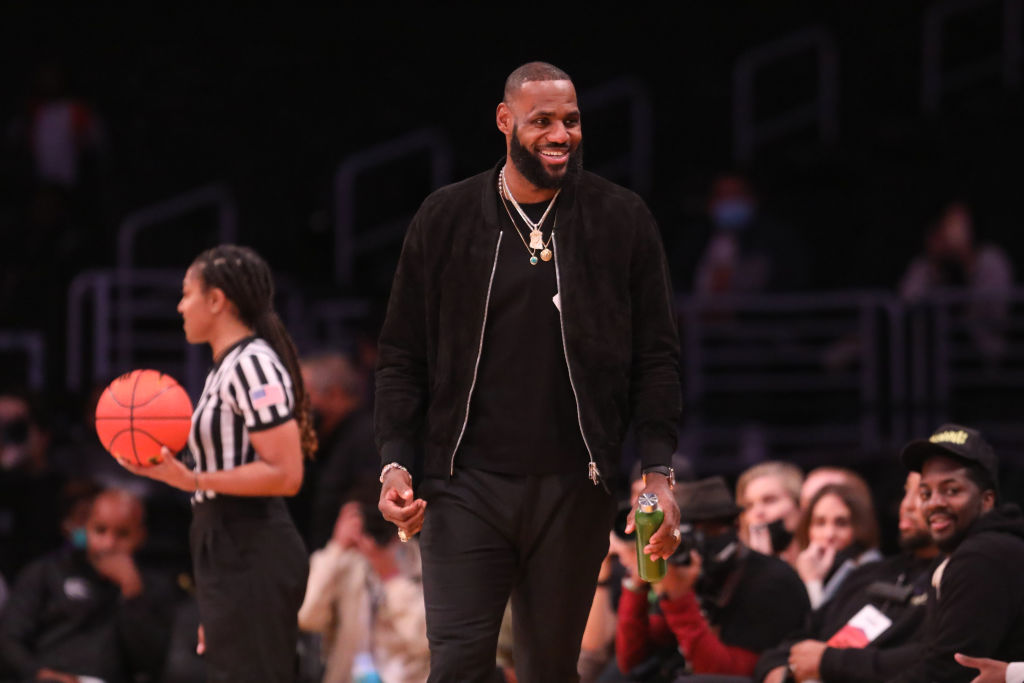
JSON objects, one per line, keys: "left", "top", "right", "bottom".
{"left": 95, "top": 369, "right": 193, "bottom": 466}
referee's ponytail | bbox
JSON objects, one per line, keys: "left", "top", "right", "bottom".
{"left": 191, "top": 244, "right": 319, "bottom": 460}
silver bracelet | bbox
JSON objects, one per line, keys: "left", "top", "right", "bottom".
{"left": 379, "top": 462, "right": 410, "bottom": 484}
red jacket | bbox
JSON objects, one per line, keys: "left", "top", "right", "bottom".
{"left": 616, "top": 585, "right": 760, "bottom": 676}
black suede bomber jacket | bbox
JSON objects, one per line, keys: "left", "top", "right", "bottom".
{"left": 374, "top": 163, "right": 681, "bottom": 484}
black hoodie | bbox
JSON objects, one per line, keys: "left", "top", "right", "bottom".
{"left": 754, "top": 551, "right": 937, "bottom": 682}
{"left": 895, "top": 505, "right": 1024, "bottom": 683}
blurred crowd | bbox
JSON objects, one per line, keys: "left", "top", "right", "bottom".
{"left": 3, "top": 353, "right": 1024, "bottom": 681}
{"left": 1, "top": 58, "right": 1022, "bottom": 683}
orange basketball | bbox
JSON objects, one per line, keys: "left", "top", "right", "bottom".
{"left": 95, "top": 369, "right": 193, "bottom": 466}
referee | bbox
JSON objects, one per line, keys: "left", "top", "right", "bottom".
{"left": 120, "top": 244, "right": 315, "bottom": 683}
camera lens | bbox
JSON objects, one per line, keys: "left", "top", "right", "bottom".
{"left": 612, "top": 502, "right": 635, "bottom": 541}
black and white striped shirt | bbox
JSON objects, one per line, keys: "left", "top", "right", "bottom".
{"left": 188, "top": 336, "right": 295, "bottom": 501}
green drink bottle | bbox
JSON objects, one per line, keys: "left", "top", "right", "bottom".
{"left": 635, "top": 492, "right": 666, "bottom": 582}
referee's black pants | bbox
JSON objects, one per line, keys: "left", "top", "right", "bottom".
{"left": 190, "top": 495, "right": 309, "bottom": 683}
{"left": 418, "top": 467, "right": 616, "bottom": 683}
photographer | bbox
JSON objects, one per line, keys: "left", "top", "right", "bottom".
{"left": 615, "top": 477, "right": 810, "bottom": 680}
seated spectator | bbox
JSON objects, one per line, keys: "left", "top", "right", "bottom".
{"left": 0, "top": 488, "right": 173, "bottom": 682}
{"left": 689, "top": 172, "right": 808, "bottom": 296}
{"left": 795, "top": 481, "right": 881, "bottom": 609}
{"left": 799, "top": 465, "right": 872, "bottom": 510}
{"left": 298, "top": 498, "right": 429, "bottom": 683}
{"left": 899, "top": 200, "right": 1013, "bottom": 360}
{"left": 296, "top": 351, "right": 378, "bottom": 550}
{"left": 577, "top": 456, "right": 692, "bottom": 682}
{"left": 756, "top": 470, "right": 940, "bottom": 682}
{"left": 0, "top": 391, "right": 65, "bottom": 581}
{"left": 893, "top": 423, "right": 1024, "bottom": 682}
{"left": 735, "top": 461, "right": 803, "bottom": 566}
{"left": 615, "top": 477, "right": 809, "bottom": 679}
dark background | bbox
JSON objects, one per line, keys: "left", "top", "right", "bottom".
{"left": 2, "top": 2, "right": 1021, "bottom": 293}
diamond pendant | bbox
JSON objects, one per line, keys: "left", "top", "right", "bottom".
{"left": 530, "top": 255, "right": 539, "bottom": 265}
{"left": 529, "top": 229, "right": 544, "bottom": 250}
{"left": 540, "top": 248, "right": 552, "bottom": 262}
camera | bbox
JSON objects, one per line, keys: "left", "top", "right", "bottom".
{"left": 612, "top": 502, "right": 635, "bottom": 541}
{"left": 668, "top": 523, "right": 703, "bottom": 566}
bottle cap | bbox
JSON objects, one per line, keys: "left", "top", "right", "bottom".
{"left": 638, "top": 492, "right": 659, "bottom": 513}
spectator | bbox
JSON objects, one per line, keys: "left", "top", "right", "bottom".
{"left": 899, "top": 200, "right": 1013, "bottom": 360}
{"left": 799, "top": 465, "right": 874, "bottom": 510}
{"left": 0, "top": 391, "right": 65, "bottom": 580}
{"left": 615, "top": 477, "right": 809, "bottom": 679}
{"left": 735, "top": 461, "right": 803, "bottom": 566}
{"left": 297, "top": 351, "right": 378, "bottom": 550}
{"left": 795, "top": 482, "right": 881, "bottom": 609}
{"left": 756, "top": 470, "right": 940, "bottom": 682}
{"left": 690, "top": 172, "right": 807, "bottom": 296}
{"left": 0, "top": 488, "right": 173, "bottom": 682}
{"left": 893, "top": 423, "right": 1024, "bottom": 682}
{"left": 298, "top": 497, "right": 429, "bottom": 683}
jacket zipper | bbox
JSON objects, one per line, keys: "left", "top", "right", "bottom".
{"left": 449, "top": 231, "right": 504, "bottom": 475}
{"left": 552, "top": 232, "right": 602, "bottom": 486}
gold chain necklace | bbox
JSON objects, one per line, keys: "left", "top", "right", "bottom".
{"left": 498, "top": 171, "right": 555, "bottom": 265}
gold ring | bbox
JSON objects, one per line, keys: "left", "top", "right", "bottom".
{"left": 398, "top": 528, "right": 409, "bottom": 543}
{"left": 672, "top": 528, "right": 681, "bottom": 540}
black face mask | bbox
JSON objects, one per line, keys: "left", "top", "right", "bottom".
{"left": 766, "top": 517, "right": 794, "bottom": 554}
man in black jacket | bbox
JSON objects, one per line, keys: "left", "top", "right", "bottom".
{"left": 0, "top": 488, "right": 173, "bottom": 683}
{"left": 892, "top": 423, "right": 1024, "bottom": 682}
{"left": 375, "top": 61, "right": 682, "bottom": 681}
{"left": 755, "top": 470, "right": 940, "bottom": 682}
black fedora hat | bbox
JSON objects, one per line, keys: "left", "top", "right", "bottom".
{"left": 674, "top": 476, "right": 743, "bottom": 522}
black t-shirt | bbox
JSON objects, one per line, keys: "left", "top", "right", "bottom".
{"left": 456, "top": 194, "right": 588, "bottom": 474}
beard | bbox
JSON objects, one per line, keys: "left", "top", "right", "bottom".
{"left": 898, "top": 528, "right": 934, "bottom": 552}
{"left": 509, "top": 125, "right": 583, "bottom": 190}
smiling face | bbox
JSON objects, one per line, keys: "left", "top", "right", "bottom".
{"left": 498, "top": 79, "right": 582, "bottom": 191}
{"left": 808, "top": 492, "right": 855, "bottom": 551}
{"left": 919, "top": 455, "right": 995, "bottom": 552}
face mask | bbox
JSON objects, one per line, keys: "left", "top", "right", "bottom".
{"left": 711, "top": 198, "right": 755, "bottom": 231}
{"left": 70, "top": 527, "right": 88, "bottom": 550}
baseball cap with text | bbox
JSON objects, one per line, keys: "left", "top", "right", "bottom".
{"left": 900, "top": 423, "right": 998, "bottom": 491}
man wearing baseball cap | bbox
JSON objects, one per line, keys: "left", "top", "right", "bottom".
{"left": 893, "top": 423, "right": 1024, "bottom": 682}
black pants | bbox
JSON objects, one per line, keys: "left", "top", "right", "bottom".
{"left": 190, "top": 495, "right": 309, "bottom": 683}
{"left": 418, "top": 467, "right": 616, "bottom": 683}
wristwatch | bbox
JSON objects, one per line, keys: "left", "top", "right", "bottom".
{"left": 642, "top": 465, "right": 675, "bottom": 489}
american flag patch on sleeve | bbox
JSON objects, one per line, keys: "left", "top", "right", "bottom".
{"left": 250, "top": 384, "right": 286, "bottom": 410}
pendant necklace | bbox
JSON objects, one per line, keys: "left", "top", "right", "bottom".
{"left": 499, "top": 166, "right": 558, "bottom": 265}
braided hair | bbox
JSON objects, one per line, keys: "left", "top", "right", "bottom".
{"left": 191, "top": 244, "right": 318, "bottom": 459}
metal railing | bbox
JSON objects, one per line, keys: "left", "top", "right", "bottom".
{"left": 733, "top": 26, "right": 839, "bottom": 163}
{"left": 579, "top": 77, "right": 654, "bottom": 196}
{"left": 922, "top": 0, "right": 1023, "bottom": 113}
{"left": 0, "top": 331, "right": 46, "bottom": 391}
{"left": 333, "top": 128, "right": 453, "bottom": 287}
{"left": 677, "top": 291, "right": 894, "bottom": 470}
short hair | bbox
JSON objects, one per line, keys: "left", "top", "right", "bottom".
{"left": 795, "top": 482, "right": 879, "bottom": 552}
{"left": 301, "top": 351, "right": 364, "bottom": 399}
{"left": 735, "top": 460, "right": 803, "bottom": 509}
{"left": 504, "top": 61, "right": 572, "bottom": 101}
